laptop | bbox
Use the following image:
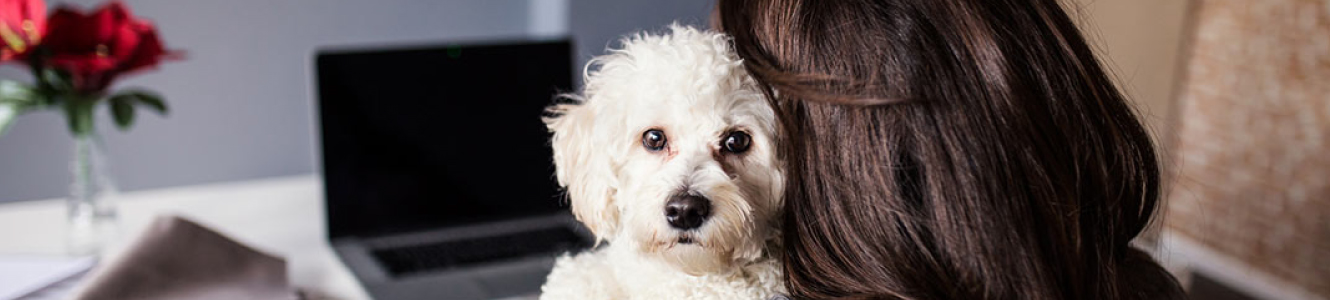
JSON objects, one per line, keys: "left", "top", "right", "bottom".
{"left": 315, "top": 39, "right": 592, "bottom": 300}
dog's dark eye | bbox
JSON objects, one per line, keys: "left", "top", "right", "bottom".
{"left": 722, "top": 131, "right": 751, "bottom": 153}
{"left": 642, "top": 129, "right": 667, "bottom": 151}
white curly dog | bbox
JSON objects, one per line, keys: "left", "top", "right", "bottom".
{"left": 539, "top": 24, "right": 786, "bottom": 299}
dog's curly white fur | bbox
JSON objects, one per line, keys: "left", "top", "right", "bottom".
{"left": 539, "top": 25, "right": 785, "bottom": 299}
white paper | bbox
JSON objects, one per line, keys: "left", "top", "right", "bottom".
{"left": 0, "top": 255, "right": 95, "bottom": 300}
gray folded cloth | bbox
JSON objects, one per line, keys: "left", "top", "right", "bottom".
{"left": 72, "top": 215, "right": 298, "bottom": 300}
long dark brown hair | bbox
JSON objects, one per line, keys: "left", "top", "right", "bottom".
{"left": 717, "top": 0, "right": 1184, "bottom": 299}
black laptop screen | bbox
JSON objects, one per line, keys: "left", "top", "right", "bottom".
{"left": 317, "top": 40, "right": 572, "bottom": 239}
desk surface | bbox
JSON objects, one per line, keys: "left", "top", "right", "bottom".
{"left": 0, "top": 175, "right": 371, "bottom": 300}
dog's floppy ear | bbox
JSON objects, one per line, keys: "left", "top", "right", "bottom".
{"left": 544, "top": 96, "right": 621, "bottom": 242}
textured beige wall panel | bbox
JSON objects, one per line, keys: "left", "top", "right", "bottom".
{"left": 1166, "top": 1, "right": 1330, "bottom": 297}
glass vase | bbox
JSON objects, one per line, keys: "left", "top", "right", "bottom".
{"left": 66, "top": 133, "right": 119, "bottom": 255}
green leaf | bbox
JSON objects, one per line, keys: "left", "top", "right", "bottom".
{"left": 0, "top": 81, "right": 37, "bottom": 138}
{"left": 40, "top": 69, "right": 73, "bottom": 93}
{"left": 0, "top": 80, "right": 38, "bottom": 105}
{"left": 0, "top": 101, "right": 20, "bottom": 137}
{"left": 110, "top": 90, "right": 168, "bottom": 115}
{"left": 111, "top": 97, "right": 135, "bottom": 130}
{"left": 135, "top": 93, "right": 167, "bottom": 115}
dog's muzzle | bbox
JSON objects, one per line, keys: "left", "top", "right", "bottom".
{"left": 665, "top": 194, "right": 712, "bottom": 230}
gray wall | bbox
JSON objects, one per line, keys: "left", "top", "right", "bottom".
{"left": 570, "top": 0, "right": 713, "bottom": 79}
{"left": 0, "top": 0, "right": 711, "bottom": 203}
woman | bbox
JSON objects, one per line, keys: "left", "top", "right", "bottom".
{"left": 716, "top": 0, "right": 1185, "bottom": 299}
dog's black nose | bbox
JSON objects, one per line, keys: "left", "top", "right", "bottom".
{"left": 665, "top": 194, "right": 711, "bottom": 230}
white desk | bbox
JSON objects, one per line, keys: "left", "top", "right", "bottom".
{"left": 0, "top": 175, "right": 371, "bottom": 300}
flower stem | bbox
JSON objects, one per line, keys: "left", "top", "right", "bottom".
{"left": 62, "top": 95, "right": 96, "bottom": 137}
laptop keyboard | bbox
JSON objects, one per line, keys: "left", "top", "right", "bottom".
{"left": 371, "top": 227, "right": 591, "bottom": 277}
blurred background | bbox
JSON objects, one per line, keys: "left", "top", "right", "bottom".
{"left": 0, "top": 0, "right": 714, "bottom": 203}
{"left": 0, "top": 0, "right": 1324, "bottom": 299}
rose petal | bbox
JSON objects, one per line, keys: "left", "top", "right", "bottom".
{"left": 33, "top": 0, "right": 174, "bottom": 92}
{"left": 43, "top": 8, "right": 98, "bottom": 51}
{"left": 108, "top": 22, "right": 139, "bottom": 60}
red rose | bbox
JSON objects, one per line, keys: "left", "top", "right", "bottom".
{"left": 0, "top": 0, "right": 46, "bottom": 60}
{"left": 40, "top": 1, "right": 174, "bottom": 93}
